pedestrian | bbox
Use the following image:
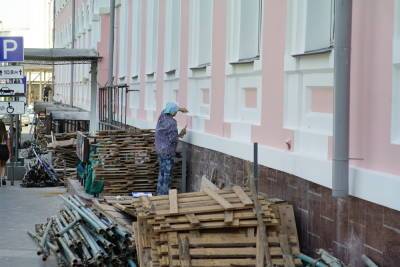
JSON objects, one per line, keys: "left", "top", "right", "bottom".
{"left": 0, "top": 120, "right": 9, "bottom": 186}
{"left": 155, "top": 102, "right": 188, "bottom": 195}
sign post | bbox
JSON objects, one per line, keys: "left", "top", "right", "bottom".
{"left": 0, "top": 36, "right": 24, "bottom": 186}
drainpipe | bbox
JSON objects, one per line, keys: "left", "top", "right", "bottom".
{"left": 52, "top": 0, "right": 55, "bottom": 102}
{"left": 332, "top": 0, "right": 352, "bottom": 197}
{"left": 70, "top": 0, "right": 76, "bottom": 107}
{"left": 107, "top": 0, "right": 115, "bottom": 124}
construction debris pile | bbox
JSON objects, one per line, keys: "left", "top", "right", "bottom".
{"left": 34, "top": 114, "right": 50, "bottom": 150}
{"left": 48, "top": 133, "right": 79, "bottom": 169}
{"left": 28, "top": 195, "right": 136, "bottom": 267}
{"left": 47, "top": 133, "right": 79, "bottom": 179}
{"left": 22, "top": 146, "right": 62, "bottom": 187}
{"left": 90, "top": 130, "right": 182, "bottom": 195}
{"left": 104, "top": 186, "right": 302, "bottom": 267}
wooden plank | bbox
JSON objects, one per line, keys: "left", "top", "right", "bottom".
{"left": 169, "top": 189, "right": 179, "bottom": 214}
{"left": 224, "top": 211, "right": 233, "bottom": 224}
{"left": 178, "top": 235, "right": 191, "bottom": 267}
{"left": 202, "top": 187, "right": 234, "bottom": 210}
{"left": 200, "top": 175, "right": 219, "bottom": 192}
{"left": 232, "top": 185, "right": 253, "bottom": 206}
{"left": 279, "top": 234, "right": 295, "bottom": 267}
{"left": 185, "top": 214, "right": 200, "bottom": 226}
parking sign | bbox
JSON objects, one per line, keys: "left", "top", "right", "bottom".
{"left": 0, "top": 36, "right": 24, "bottom": 62}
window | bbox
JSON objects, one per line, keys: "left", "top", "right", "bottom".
{"left": 118, "top": 0, "right": 129, "bottom": 79}
{"left": 189, "top": 0, "right": 213, "bottom": 68}
{"left": 131, "top": 0, "right": 141, "bottom": 78}
{"left": 164, "top": 0, "right": 180, "bottom": 73}
{"left": 304, "top": 0, "right": 334, "bottom": 52}
{"left": 288, "top": 0, "right": 335, "bottom": 54}
{"left": 145, "top": 0, "right": 159, "bottom": 75}
{"left": 228, "top": 0, "right": 262, "bottom": 62}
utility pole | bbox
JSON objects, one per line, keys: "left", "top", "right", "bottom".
{"left": 332, "top": 0, "right": 352, "bottom": 197}
{"left": 107, "top": 0, "right": 115, "bottom": 124}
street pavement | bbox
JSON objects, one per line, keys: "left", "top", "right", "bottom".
{"left": 0, "top": 182, "right": 65, "bottom": 267}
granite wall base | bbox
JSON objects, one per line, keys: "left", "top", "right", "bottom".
{"left": 182, "top": 142, "right": 400, "bottom": 267}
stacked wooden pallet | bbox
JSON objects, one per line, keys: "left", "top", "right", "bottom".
{"left": 109, "top": 186, "right": 302, "bottom": 267}
{"left": 91, "top": 130, "right": 182, "bottom": 195}
{"left": 48, "top": 137, "right": 79, "bottom": 169}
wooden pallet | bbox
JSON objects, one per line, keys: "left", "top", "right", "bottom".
{"left": 124, "top": 187, "right": 302, "bottom": 267}
{"left": 90, "top": 130, "right": 182, "bottom": 195}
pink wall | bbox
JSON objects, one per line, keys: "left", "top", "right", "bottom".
{"left": 252, "top": 0, "right": 293, "bottom": 150}
{"left": 97, "top": 14, "right": 110, "bottom": 87}
{"left": 349, "top": 0, "right": 400, "bottom": 175}
{"left": 311, "top": 87, "right": 334, "bottom": 113}
{"left": 176, "top": 0, "right": 189, "bottom": 127}
{"left": 55, "top": 0, "right": 400, "bottom": 178}
{"left": 138, "top": 0, "right": 147, "bottom": 120}
{"left": 204, "top": 0, "right": 227, "bottom": 136}
{"left": 155, "top": 0, "right": 166, "bottom": 117}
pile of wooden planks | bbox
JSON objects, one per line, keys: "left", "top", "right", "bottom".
{"left": 107, "top": 186, "right": 302, "bottom": 267}
{"left": 48, "top": 137, "right": 80, "bottom": 169}
{"left": 90, "top": 130, "right": 182, "bottom": 195}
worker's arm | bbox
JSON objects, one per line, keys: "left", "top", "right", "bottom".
{"left": 178, "top": 107, "right": 189, "bottom": 113}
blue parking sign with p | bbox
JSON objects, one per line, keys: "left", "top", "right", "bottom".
{"left": 0, "top": 36, "right": 24, "bottom": 62}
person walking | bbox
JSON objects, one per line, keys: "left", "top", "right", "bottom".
{"left": 155, "top": 102, "right": 188, "bottom": 195}
{"left": 0, "top": 121, "right": 9, "bottom": 186}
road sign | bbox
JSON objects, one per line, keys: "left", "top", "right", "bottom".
{"left": 0, "top": 36, "right": 24, "bottom": 62}
{"left": 0, "top": 101, "right": 25, "bottom": 115}
{"left": 0, "top": 66, "right": 24, "bottom": 79}
{"left": 0, "top": 83, "right": 25, "bottom": 96}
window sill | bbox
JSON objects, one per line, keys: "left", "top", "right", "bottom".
{"left": 292, "top": 46, "right": 333, "bottom": 58}
{"left": 190, "top": 63, "right": 210, "bottom": 71}
{"left": 165, "top": 69, "right": 176, "bottom": 75}
{"left": 229, "top": 56, "right": 260, "bottom": 65}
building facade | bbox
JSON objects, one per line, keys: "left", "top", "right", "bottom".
{"left": 54, "top": 0, "right": 400, "bottom": 265}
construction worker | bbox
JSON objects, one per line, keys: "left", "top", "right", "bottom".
{"left": 155, "top": 102, "right": 188, "bottom": 195}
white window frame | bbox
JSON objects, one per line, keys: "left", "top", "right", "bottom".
{"left": 164, "top": 0, "right": 181, "bottom": 73}
{"left": 288, "top": 0, "right": 335, "bottom": 55}
{"left": 118, "top": 0, "right": 129, "bottom": 80}
{"left": 145, "top": 0, "right": 159, "bottom": 75}
{"left": 131, "top": 0, "right": 141, "bottom": 79}
{"left": 391, "top": 0, "right": 400, "bottom": 144}
{"left": 227, "top": 0, "right": 262, "bottom": 63}
{"left": 189, "top": 0, "right": 213, "bottom": 68}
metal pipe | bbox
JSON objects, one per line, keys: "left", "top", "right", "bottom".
{"left": 57, "top": 237, "right": 79, "bottom": 266}
{"left": 57, "top": 216, "right": 79, "bottom": 236}
{"left": 297, "top": 253, "right": 329, "bottom": 267}
{"left": 58, "top": 214, "right": 81, "bottom": 247}
{"left": 90, "top": 61, "right": 98, "bottom": 133}
{"left": 70, "top": 0, "right": 76, "bottom": 106}
{"left": 332, "top": 0, "right": 353, "bottom": 197}
{"left": 61, "top": 196, "right": 104, "bottom": 233}
{"left": 361, "top": 255, "right": 378, "bottom": 267}
{"left": 54, "top": 216, "right": 74, "bottom": 249}
{"left": 108, "top": 0, "right": 116, "bottom": 123}
{"left": 77, "top": 224, "right": 103, "bottom": 260}
{"left": 70, "top": 196, "right": 110, "bottom": 231}
{"left": 40, "top": 218, "right": 53, "bottom": 251}
{"left": 253, "top": 142, "right": 259, "bottom": 193}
